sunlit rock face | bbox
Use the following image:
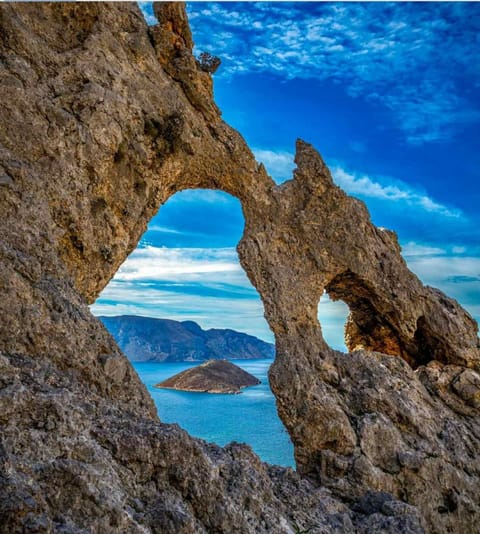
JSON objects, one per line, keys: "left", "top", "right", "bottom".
{"left": 0, "top": 2, "right": 478, "bottom": 533}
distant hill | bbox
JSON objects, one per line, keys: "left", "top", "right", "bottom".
{"left": 155, "top": 359, "right": 261, "bottom": 394}
{"left": 100, "top": 315, "right": 275, "bottom": 362}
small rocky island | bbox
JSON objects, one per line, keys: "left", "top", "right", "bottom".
{"left": 155, "top": 360, "right": 261, "bottom": 394}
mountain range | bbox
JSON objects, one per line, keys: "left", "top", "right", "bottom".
{"left": 100, "top": 315, "right": 274, "bottom": 362}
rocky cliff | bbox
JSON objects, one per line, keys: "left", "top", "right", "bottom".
{"left": 0, "top": 3, "right": 478, "bottom": 533}
{"left": 100, "top": 315, "right": 274, "bottom": 361}
{"left": 155, "top": 359, "right": 261, "bottom": 394}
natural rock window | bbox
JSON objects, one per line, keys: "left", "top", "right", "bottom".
{"left": 317, "top": 291, "right": 349, "bottom": 352}
{"left": 92, "top": 189, "right": 294, "bottom": 466}
{"left": 2, "top": 4, "right": 479, "bottom": 533}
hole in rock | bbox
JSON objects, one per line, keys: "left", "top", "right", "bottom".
{"left": 92, "top": 189, "right": 294, "bottom": 467}
{"left": 324, "top": 272, "right": 415, "bottom": 365}
{"left": 317, "top": 291, "right": 349, "bottom": 352}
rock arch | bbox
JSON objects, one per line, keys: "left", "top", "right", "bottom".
{"left": 1, "top": 3, "right": 479, "bottom": 533}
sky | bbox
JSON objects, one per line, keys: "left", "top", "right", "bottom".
{"left": 92, "top": 2, "right": 480, "bottom": 350}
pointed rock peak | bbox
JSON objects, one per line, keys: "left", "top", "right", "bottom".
{"left": 153, "top": 2, "right": 193, "bottom": 51}
{"left": 294, "top": 139, "right": 334, "bottom": 189}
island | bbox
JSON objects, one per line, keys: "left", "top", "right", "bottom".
{"left": 155, "top": 359, "right": 261, "bottom": 394}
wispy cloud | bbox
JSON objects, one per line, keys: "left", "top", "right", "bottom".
{"left": 91, "top": 246, "right": 274, "bottom": 341}
{"left": 400, "top": 242, "right": 446, "bottom": 257}
{"left": 92, "top": 241, "right": 479, "bottom": 346}
{"left": 253, "top": 148, "right": 296, "bottom": 183}
{"left": 114, "top": 246, "right": 246, "bottom": 283}
{"left": 148, "top": 225, "right": 184, "bottom": 235}
{"left": 252, "top": 146, "right": 461, "bottom": 219}
{"left": 331, "top": 166, "right": 462, "bottom": 218}
{"left": 403, "top": 248, "right": 480, "bottom": 322}
{"left": 165, "top": 190, "right": 233, "bottom": 205}
{"left": 186, "top": 2, "right": 480, "bottom": 144}
{"left": 148, "top": 225, "right": 207, "bottom": 238}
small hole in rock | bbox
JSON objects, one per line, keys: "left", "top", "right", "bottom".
{"left": 317, "top": 291, "right": 349, "bottom": 352}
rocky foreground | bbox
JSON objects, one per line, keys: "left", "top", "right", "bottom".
{"left": 100, "top": 315, "right": 274, "bottom": 362}
{"left": 155, "top": 359, "right": 261, "bottom": 394}
{"left": 0, "top": 3, "right": 479, "bottom": 533}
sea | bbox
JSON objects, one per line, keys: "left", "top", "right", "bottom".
{"left": 132, "top": 358, "right": 295, "bottom": 467}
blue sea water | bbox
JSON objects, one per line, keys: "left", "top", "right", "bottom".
{"left": 132, "top": 359, "right": 295, "bottom": 467}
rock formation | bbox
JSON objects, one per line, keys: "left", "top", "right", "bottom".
{"left": 155, "top": 359, "right": 261, "bottom": 394}
{"left": 0, "top": 2, "right": 478, "bottom": 533}
{"left": 100, "top": 315, "right": 274, "bottom": 362}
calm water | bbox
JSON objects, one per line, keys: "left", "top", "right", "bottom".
{"left": 133, "top": 359, "right": 295, "bottom": 467}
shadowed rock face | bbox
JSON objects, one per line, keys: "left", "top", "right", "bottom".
{"left": 0, "top": 2, "right": 478, "bottom": 533}
{"left": 155, "top": 359, "right": 261, "bottom": 393}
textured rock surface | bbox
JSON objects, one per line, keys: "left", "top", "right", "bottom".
{"left": 0, "top": 2, "right": 478, "bottom": 533}
{"left": 155, "top": 359, "right": 261, "bottom": 394}
{"left": 240, "top": 141, "right": 480, "bottom": 532}
{"left": 100, "top": 315, "right": 274, "bottom": 362}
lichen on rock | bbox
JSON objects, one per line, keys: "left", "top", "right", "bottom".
{"left": 0, "top": 2, "right": 479, "bottom": 533}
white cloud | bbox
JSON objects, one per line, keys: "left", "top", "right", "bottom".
{"left": 252, "top": 148, "right": 295, "bottom": 182}
{"left": 251, "top": 146, "right": 462, "bottom": 219}
{"left": 138, "top": 2, "right": 157, "bottom": 26}
{"left": 93, "top": 243, "right": 479, "bottom": 348}
{"left": 147, "top": 225, "right": 208, "bottom": 238}
{"left": 404, "top": 254, "right": 480, "bottom": 283}
{"left": 91, "top": 245, "right": 273, "bottom": 340}
{"left": 331, "top": 166, "right": 462, "bottom": 218}
{"left": 167, "top": 189, "right": 233, "bottom": 205}
{"left": 114, "top": 246, "right": 247, "bottom": 284}
{"left": 148, "top": 225, "right": 183, "bottom": 235}
{"left": 407, "top": 255, "right": 480, "bottom": 318}
{"left": 187, "top": 2, "right": 480, "bottom": 144}
{"left": 401, "top": 242, "right": 446, "bottom": 256}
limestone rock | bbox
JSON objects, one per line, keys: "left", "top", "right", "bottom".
{"left": 241, "top": 141, "right": 480, "bottom": 532}
{"left": 155, "top": 359, "right": 261, "bottom": 393}
{"left": 0, "top": 2, "right": 478, "bottom": 533}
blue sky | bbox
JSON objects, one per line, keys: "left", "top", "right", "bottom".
{"left": 92, "top": 2, "right": 480, "bottom": 349}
